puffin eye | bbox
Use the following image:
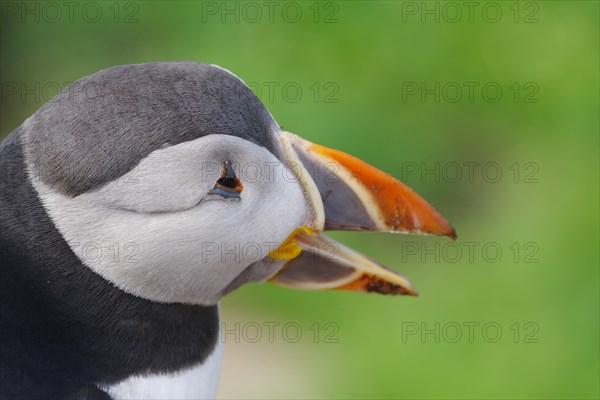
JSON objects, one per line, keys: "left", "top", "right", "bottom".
{"left": 208, "top": 161, "right": 243, "bottom": 199}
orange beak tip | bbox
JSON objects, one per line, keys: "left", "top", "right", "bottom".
{"left": 442, "top": 226, "right": 457, "bottom": 240}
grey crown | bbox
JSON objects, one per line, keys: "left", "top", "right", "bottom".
{"left": 22, "top": 62, "right": 280, "bottom": 197}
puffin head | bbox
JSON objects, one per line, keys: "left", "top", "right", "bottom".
{"left": 21, "top": 62, "right": 455, "bottom": 306}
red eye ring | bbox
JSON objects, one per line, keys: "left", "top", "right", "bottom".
{"left": 208, "top": 161, "right": 243, "bottom": 199}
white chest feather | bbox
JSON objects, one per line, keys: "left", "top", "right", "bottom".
{"left": 101, "top": 338, "right": 224, "bottom": 399}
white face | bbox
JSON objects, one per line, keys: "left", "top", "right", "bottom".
{"left": 29, "top": 134, "right": 310, "bottom": 305}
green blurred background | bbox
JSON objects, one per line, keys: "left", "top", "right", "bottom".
{"left": 1, "top": 1, "right": 598, "bottom": 399}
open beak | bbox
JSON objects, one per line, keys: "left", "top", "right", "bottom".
{"left": 268, "top": 131, "right": 456, "bottom": 296}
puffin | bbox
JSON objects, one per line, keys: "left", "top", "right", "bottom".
{"left": 0, "top": 62, "right": 455, "bottom": 399}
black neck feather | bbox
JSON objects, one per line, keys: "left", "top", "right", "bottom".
{"left": 0, "top": 131, "right": 219, "bottom": 398}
